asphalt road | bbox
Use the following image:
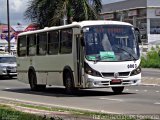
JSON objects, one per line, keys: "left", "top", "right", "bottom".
{"left": 0, "top": 77, "right": 160, "bottom": 114}
{"left": 142, "top": 68, "right": 160, "bottom": 78}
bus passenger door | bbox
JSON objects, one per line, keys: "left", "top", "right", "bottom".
{"left": 75, "top": 35, "right": 83, "bottom": 87}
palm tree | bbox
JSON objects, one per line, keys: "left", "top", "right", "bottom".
{"left": 25, "top": 0, "right": 102, "bottom": 28}
{"left": 73, "top": 0, "right": 102, "bottom": 21}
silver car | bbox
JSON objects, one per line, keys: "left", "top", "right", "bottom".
{"left": 0, "top": 55, "right": 17, "bottom": 78}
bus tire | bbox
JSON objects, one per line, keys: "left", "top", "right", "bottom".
{"left": 64, "top": 71, "right": 75, "bottom": 94}
{"left": 8, "top": 75, "right": 13, "bottom": 79}
{"left": 111, "top": 87, "right": 124, "bottom": 94}
{"left": 29, "top": 70, "right": 46, "bottom": 91}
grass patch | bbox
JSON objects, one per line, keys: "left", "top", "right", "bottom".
{"left": 0, "top": 104, "right": 58, "bottom": 120}
{"left": 141, "top": 46, "right": 160, "bottom": 68}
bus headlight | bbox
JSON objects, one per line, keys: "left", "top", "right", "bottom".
{"left": 84, "top": 62, "right": 101, "bottom": 77}
{"left": 130, "top": 65, "right": 141, "bottom": 76}
{"left": 1, "top": 66, "right": 7, "bottom": 70}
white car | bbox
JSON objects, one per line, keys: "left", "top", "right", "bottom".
{"left": 0, "top": 54, "right": 17, "bottom": 78}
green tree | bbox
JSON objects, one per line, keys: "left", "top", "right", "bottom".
{"left": 25, "top": 0, "right": 102, "bottom": 28}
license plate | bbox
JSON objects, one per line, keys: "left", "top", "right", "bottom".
{"left": 110, "top": 79, "right": 122, "bottom": 85}
{"left": 11, "top": 68, "right": 16, "bottom": 72}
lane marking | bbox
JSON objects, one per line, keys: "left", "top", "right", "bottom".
{"left": 135, "top": 90, "right": 139, "bottom": 92}
{"left": 154, "top": 102, "right": 160, "bottom": 105}
{"left": 144, "top": 90, "right": 148, "bottom": 92}
{"left": 4, "top": 88, "right": 11, "bottom": 90}
{"left": 99, "top": 98, "right": 124, "bottom": 102}
{"left": 156, "top": 91, "right": 159, "bottom": 93}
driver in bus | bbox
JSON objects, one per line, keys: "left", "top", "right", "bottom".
{"left": 101, "top": 33, "right": 112, "bottom": 51}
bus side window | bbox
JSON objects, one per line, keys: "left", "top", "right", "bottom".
{"left": 37, "top": 32, "right": 47, "bottom": 55}
{"left": 18, "top": 36, "right": 27, "bottom": 57}
{"left": 28, "top": 34, "right": 36, "bottom": 56}
{"left": 48, "top": 31, "right": 59, "bottom": 55}
{"left": 60, "top": 29, "right": 72, "bottom": 54}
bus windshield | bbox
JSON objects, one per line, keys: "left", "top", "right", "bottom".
{"left": 83, "top": 25, "right": 140, "bottom": 62}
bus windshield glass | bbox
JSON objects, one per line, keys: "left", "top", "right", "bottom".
{"left": 83, "top": 25, "right": 140, "bottom": 62}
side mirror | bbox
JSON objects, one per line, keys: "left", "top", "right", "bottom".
{"left": 134, "top": 28, "right": 141, "bottom": 43}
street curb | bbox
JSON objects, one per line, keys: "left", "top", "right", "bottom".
{"left": 0, "top": 96, "right": 120, "bottom": 115}
{"left": 0, "top": 99, "right": 118, "bottom": 120}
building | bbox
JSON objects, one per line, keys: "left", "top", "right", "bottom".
{"left": 0, "top": 23, "right": 39, "bottom": 53}
{"left": 100, "top": 0, "right": 160, "bottom": 45}
{"left": 0, "top": 25, "right": 16, "bottom": 51}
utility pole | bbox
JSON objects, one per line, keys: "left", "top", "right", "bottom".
{"left": 63, "top": 2, "right": 67, "bottom": 25}
{"left": 7, "top": 0, "right": 10, "bottom": 53}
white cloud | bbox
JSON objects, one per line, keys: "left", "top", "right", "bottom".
{"left": 0, "top": 0, "right": 30, "bottom": 25}
{"left": 10, "top": 0, "right": 24, "bottom": 12}
{"left": 10, "top": 0, "right": 29, "bottom": 12}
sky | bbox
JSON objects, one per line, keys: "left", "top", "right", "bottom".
{"left": 102, "top": 0, "right": 124, "bottom": 4}
{"left": 0, "top": 0, "right": 124, "bottom": 25}
{"left": 0, "top": 0, "right": 29, "bottom": 25}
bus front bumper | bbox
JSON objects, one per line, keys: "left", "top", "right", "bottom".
{"left": 85, "top": 74, "right": 141, "bottom": 88}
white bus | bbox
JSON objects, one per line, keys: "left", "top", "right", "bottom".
{"left": 17, "top": 20, "right": 141, "bottom": 94}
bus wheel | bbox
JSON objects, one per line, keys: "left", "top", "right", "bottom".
{"left": 29, "top": 71, "right": 46, "bottom": 91}
{"left": 64, "top": 71, "right": 75, "bottom": 94}
{"left": 112, "top": 87, "right": 124, "bottom": 94}
{"left": 8, "top": 75, "right": 13, "bottom": 79}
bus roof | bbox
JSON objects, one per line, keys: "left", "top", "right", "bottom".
{"left": 18, "top": 20, "right": 132, "bottom": 36}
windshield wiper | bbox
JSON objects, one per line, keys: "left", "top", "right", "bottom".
{"left": 93, "top": 55, "right": 101, "bottom": 64}
{"left": 115, "top": 46, "right": 137, "bottom": 61}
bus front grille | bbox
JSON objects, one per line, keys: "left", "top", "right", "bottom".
{"left": 102, "top": 72, "right": 130, "bottom": 77}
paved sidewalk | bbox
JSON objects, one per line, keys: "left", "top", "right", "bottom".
{"left": 141, "top": 77, "right": 160, "bottom": 85}
{"left": 141, "top": 68, "right": 160, "bottom": 85}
